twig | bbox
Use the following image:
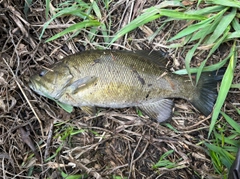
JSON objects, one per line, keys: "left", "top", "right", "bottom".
{"left": 67, "top": 155, "right": 103, "bottom": 179}
{"left": 2, "top": 57, "right": 44, "bottom": 137}
{"left": 128, "top": 134, "right": 143, "bottom": 178}
{"left": 0, "top": 153, "right": 15, "bottom": 173}
{"left": 44, "top": 121, "right": 54, "bottom": 160}
{"left": 177, "top": 115, "right": 211, "bottom": 130}
{"left": 19, "top": 127, "right": 41, "bottom": 161}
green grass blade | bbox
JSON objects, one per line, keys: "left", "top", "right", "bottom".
{"left": 153, "top": 150, "right": 177, "bottom": 169}
{"left": 224, "top": 145, "right": 240, "bottom": 153}
{"left": 206, "top": 0, "right": 240, "bottom": 8}
{"left": 214, "top": 132, "right": 239, "bottom": 146}
{"left": 196, "top": 25, "right": 230, "bottom": 84}
{"left": 155, "top": 1, "right": 184, "bottom": 8}
{"left": 185, "top": 27, "right": 207, "bottom": 84}
{"left": 88, "top": 26, "right": 99, "bottom": 42}
{"left": 205, "top": 143, "right": 233, "bottom": 170}
{"left": 110, "top": 12, "right": 159, "bottom": 42}
{"left": 91, "top": 1, "right": 110, "bottom": 42}
{"left": 40, "top": 2, "right": 92, "bottom": 39}
{"left": 92, "top": 1, "right": 102, "bottom": 19}
{"left": 195, "top": 26, "right": 228, "bottom": 84}
{"left": 148, "top": 22, "right": 167, "bottom": 42}
{"left": 24, "top": 0, "right": 32, "bottom": 17}
{"left": 185, "top": 43, "right": 199, "bottom": 83}
{"left": 45, "top": 144, "right": 63, "bottom": 162}
{"left": 169, "top": 17, "right": 213, "bottom": 41}
{"left": 45, "top": 20, "right": 100, "bottom": 42}
{"left": 236, "top": 108, "right": 240, "bottom": 115}
{"left": 195, "top": 59, "right": 208, "bottom": 84}
{"left": 113, "top": 176, "right": 127, "bottom": 179}
{"left": 186, "top": 5, "right": 224, "bottom": 15}
{"left": 208, "top": 43, "right": 237, "bottom": 137}
{"left": 109, "top": 7, "right": 161, "bottom": 44}
{"left": 70, "top": 129, "right": 86, "bottom": 136}
{"left": 171, "top": 7, "right": 228, "bottom": 42}
{"left": 189, "top": 9, "right": 226, "bottom": 42}
{"left": 174, "top": 43, "right": 233, "bottom": 75}
{"left": 164, "top": 123, "right": 179, "bottom": 133}
{"left": 110, "top": 7, "right": 206, "bottom": 45}
{"left": 181, "top": 34, "right": 193, "bottom": 46}
{"left": 206, "top": 144, "right": 223, "bottom": 172}
{"left": 159, "top": 9, "right": 206, "bottom": 20}
{"left": 232, "top": 18, "right": 240, "bottom": 31}
{"left": 198, "top": 7, "right": 227, "bottom": 44}
{"left": 228, "top": 134, "right": 240, "bottom": 140}
{"left": 231, "top": 83, "right": 240, "bottom": 89}
{"left": 206, "top": 8, "right": 236, "bottom": 45}
{"left": 221, "top": 111, "right": 240, "bottom": 133}
{"left": 45, "top": 0, "right": 50, "bottom": 19}
{"left": 226, "top": 30, "right": 240, "bottom": 41}
{"left": 160, "top": 150, "right": 174, "bottom": 160}
{"left": 206, "top": 26, "right": 230, "bottom": 57}
{"left": 61, "top": 170, "right": 87, "bottom": 179}
{"left": 189, "top": 24, "right": 212, "bottom": 42}
{"left": 101, "top": 23, "right": 110, "bottom": 43}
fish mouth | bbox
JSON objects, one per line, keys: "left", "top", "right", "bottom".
{"left": 28, "top": 79, "right": 36, "bottom": 90}
{"left": 28, "top": 79, "right": 55, "bottom": 99}
{"left": 28, "top": 79, "right": 46, "bottom": 97}
{"left": 28, "top": 79, "right": 41, "bottom": 95}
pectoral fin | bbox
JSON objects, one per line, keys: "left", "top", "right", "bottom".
{"left": 138, "top": 99, "right": 173, "bottom": 123}
{"left": 67, "top": 76, "right": 98, "bottom": 94}
{"left": 81, "top": 106, "right": 96, "bottom": 115}
{"left": 43, "top": 91, "right": 74, "bottom": 113}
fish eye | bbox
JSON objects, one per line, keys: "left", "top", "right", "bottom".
{"left": 39, "top": 70, "right": 47, "bottom": 77}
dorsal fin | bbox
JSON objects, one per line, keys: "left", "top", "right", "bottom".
{"left": 134, "top": 50, "right": 169, "bottom": 68}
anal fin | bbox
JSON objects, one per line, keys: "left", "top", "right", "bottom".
{"left": 138, "top": 99, "right": 173, "bottom": 123}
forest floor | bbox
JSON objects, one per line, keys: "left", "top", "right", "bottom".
{"left": 0, "top": 0, "right": 239, "bottom": 179}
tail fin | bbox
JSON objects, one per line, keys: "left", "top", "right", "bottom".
{"left": 190, "top": 68, "right": 226, "bottom": 116}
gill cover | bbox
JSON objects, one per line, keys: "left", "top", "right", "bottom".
{"left": 30, "top": 62, "right": 73, "bottom": 99}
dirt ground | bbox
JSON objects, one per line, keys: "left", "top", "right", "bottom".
{"left": 0, "top": 0, "right": 239, "bottom": 179}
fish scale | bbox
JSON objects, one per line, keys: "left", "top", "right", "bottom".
{"left": 29, "top": 50, "right": 225, "bottom": 122}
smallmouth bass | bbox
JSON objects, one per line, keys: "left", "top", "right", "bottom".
{"left": 29, "top": 50, "right": 225, "bottom": 122}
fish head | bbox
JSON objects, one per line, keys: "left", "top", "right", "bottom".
{"left": 29, "top": 63, "right": 73, "bottom": 100}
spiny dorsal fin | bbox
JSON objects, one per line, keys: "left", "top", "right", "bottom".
{"left": 134, "top": 50, "right": 169, "bottom": 68}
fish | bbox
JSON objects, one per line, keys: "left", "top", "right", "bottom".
{"left": 29, "top": 50, "right": 225, "bottom": 122}
{"left": 228, "top": 147, "right": 240, "bottom": 179}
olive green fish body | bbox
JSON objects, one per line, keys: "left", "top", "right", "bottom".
{"left": 29, "top": 50, "right": 225, "bottom": 122}
{"left": 58, "top": 51, "right": 192, "bottom": 107}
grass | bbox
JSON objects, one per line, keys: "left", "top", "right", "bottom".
{"left": 209, "top": 44, "right": 237, "bottom": 137}
{"left": 60, "top": 171, "right": 87, "bottom": 179}
{"left": 205, "top": 109, "right": 240, "bottom": 177}
{"left": 41, "top": 0, "right": 102, "bottom": 43}
{"left": 38, "top": 0, "right": 239, "bottom": 178}
{"left": 152, "top": 150, "right": 178, "bottom": 169}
